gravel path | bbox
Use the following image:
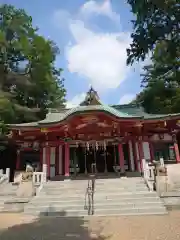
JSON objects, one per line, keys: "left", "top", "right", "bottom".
{"left": 0, "top": 211, "right": 180, "bottom": 239}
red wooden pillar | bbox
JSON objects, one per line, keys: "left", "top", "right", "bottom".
{"left": 59, "top": 145, "right": 63, "bottom": 175}
{"left": 138, "top": 142, "right": 144, "bottom": 172}
{"left": 46, "top": 146, "right": 51, "bottom": 178}
{"left": 149, "top": 142, "right": 154, "bottom": 162}
{"left": 127, "top": 141, "right": 133, "bottom": 171}
{"left": 64, "top": 142, "right": 70, "bottom": 177}
{"left": 16, "top": 150, "right": 20, "bottom": 170}
{"left": 174, "top": 143, "right": 180, "bottom": 163}
{"left": 172, "top": 134, "right": 180, "bottom": 163}
{"left": 39, "top": 146, "right": 43, "bottom": 171}
{"left": 55, "top": 146, "right": 59, "bottom": 175}
{"left": 118, "top": 143, "right": 124, "bottom": 173}
{"left": 132, "top": 141, "right": 138, "bottom": 171}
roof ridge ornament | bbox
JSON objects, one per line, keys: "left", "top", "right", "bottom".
{"left": 80, "top": 86, "right": 101, "bottom": 106}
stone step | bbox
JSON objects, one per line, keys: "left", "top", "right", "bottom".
{"left": 44, "top": 184, "right": 147, "bottom": 189}
{"left": 46, "top": 179, "right": 145, "bottom": 183}
{"left": 41, "top": 185, "right": 148, "bottom": 190}
{"left": 0, "top": 193, "right": 16, "bottom": 197}
{"left": 30, "top": 196, "right": 160, "bottom": 205}
{"left": 0, "top": 206, "right": 4, "bottom": 212}
{"left": 45, "top": 181, "right": 145, "bottom": 187}
{"left": 45, "top": 181, "right": 146, "bottom": 187}
{"left": 94, "top": 207, "right": 167, "bottom": 216}
{"left": 44, "top": 185, "right": 147, "bottom": 190}
{"left": 0, "top": 195, "right": 14, "bottom": 199}
{"left": 24, "top": 206, "right": 167, "bottom": 217}
{"left": 41, "top": 188, "right": 148, "bottom": 194}
{"left": 44, "top": 183, "right": 147, "bottom": 188}
{"left": 0, "top": 188, "right": 18, "bottom": 196}
{"left": 47, "top": 177, "right": 143, "bottom": 182}
{"left": 23, "top": 177, "right": 167, "bottom": 216}
{"left": 26, "top": 201, "right": 164, "bottom": 211}
{"left": 40, "top": 188, "right": 148, "bottom": 195}
{"left": 1, "top": 204, "right": 23, "bottom": 213}
{"left": 0, "top": 196, "right": 16, "bottom": 203}
{"left": 0, "top": 183, "right": 19, "bottom": 213}
{"left": 161, "top": 192, "right": 180, "bottom": 197}
{"left": 39, "top": 191, "right": 154, "bottom": 198}
{"left": 34, "top": 192, "right": 158, "bottom": 201}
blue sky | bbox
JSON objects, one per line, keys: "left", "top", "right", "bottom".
{"left": 3, "top": 0, "right": 145, "bottom": 107}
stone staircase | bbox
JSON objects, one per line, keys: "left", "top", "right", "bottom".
{"left": 24, "top": 177, "right": 167, "bottom": 217}
{"left": 0, "top": 183, "right": 19, "bottom": 212}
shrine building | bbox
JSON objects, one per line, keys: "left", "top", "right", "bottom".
{"left": 8, "top": 87, "right": 180, "bottom": 179}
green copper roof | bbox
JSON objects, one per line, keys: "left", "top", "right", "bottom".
{"left": 112, "top": 104, "right": 180, "bottom": 119}
{"left": 8, "top": 104, "right": 180, "bottom": 129}
{"left": 112, "top": 104, "right": 145, "bottom": 116}
{"left": 39, "top": 105, "right": 141, "bottom": 125}
{"left": 8, "top": 86, "right": 180, "bottom": 129}
{"left": 143, "top": 112, "right": 180, "bottom": 120}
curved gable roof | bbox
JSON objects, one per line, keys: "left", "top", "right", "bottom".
{"left": 38, "top": 105, "right": 142, "bottom": 125}
{"left": 8, "top": 87, "right": 180, "bottom": 129}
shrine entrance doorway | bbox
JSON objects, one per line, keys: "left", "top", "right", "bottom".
{"left": 69, "top": 143, "right": 119, "bottom": 176}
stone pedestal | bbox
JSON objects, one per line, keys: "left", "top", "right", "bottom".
{"left": 16, "top": 181, "right": 36, "bottom": 198}
{"left": 16, "top": 170, "right": 35, "bottom": 198}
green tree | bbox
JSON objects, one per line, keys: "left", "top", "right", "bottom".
{"left": 141, "top": 41, "right": 179, "bottom": 87}
{"left": 127, "top": 0, "right": 179, "bottom": 66}
{"left": 134, "top": 42, "right": 180, "bottom": 113}
{"left": 134, "top": 80, "right": 180, "bottom": 114}
{"left": 0, "top": 4, "right": 66, "bottom": 124}
{"left": 128, "top": 0, "right": 180, "bottom": 113}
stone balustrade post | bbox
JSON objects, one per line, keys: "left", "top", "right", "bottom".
{"left": 6, "top": 168, "right": 10, "bottom": 182}
{"left": 160, "top": 157, "right": 165, "bottom": 167}
{"left": 43, "top": 164, "right": 47, "bottom": 182}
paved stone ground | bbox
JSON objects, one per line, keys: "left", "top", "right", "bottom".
{"left": 0, "top": 211, "right": 180, "bottom": 239}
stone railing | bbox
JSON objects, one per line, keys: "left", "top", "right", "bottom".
{"left": 32, "top": 164, "right": 47, "bottom": 186}
{"left": 142, "top": 159, "right": 155, "bottom": 191}
{"left": 0, "top": 168, "right": 10, "bottom": 184}
{"left": 32, "top": 172, "right": 44, "bottom": 186}
{"left": 32, "top": 164, "right": 47, "bottom": 195}
{"left": 142, "top": 157, "right": 166, "bottom": 192}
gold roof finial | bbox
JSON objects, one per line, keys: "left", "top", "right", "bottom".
{"left": 80, "top": 86, "right": 101, "bottom": 106}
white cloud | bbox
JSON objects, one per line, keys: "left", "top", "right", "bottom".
{"left": 66, "top": 92, "right": 86, "bottom": 108}
{"left": 66, "top": 20, "right": 131, "bottom": 91}
{"left": 80, "top": 0, "right": 120, "bottom": 23}
{"left": 53, "top": 0, "right": 132, "bottom": 92}
{"left": 119, "top": 94, "right": 135, "bottom": 104}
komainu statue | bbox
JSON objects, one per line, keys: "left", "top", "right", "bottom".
{"left": 16, "top": 164, "right": 35, "bottom": 198}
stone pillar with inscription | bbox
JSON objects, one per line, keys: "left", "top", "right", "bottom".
{"left": 42, "top": 163, "right": 47, "bottom": 182}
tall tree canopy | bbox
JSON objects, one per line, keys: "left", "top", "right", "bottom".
{"left": 0, "top": 4, "right": 66, "bottom": 126}
{"left": 127, "top": 0, "right": 180, "bottom": 113}
{"left": 127, "top": 0, "right": 179, "bottom": 65}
